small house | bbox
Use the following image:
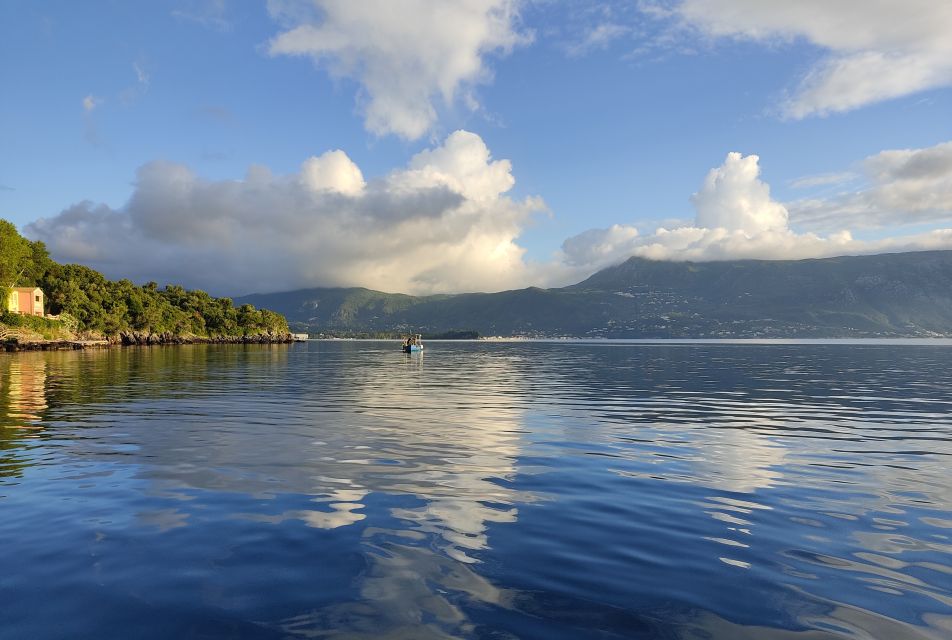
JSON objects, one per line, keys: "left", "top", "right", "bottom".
{"left": 5, "top": 287, "right": 45, "bottom": 317}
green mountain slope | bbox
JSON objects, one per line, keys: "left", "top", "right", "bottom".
{"left": 236, "top": 250, "right": 952, "bottom": 338}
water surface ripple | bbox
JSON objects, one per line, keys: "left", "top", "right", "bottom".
{"left": 2, "top": 341, "right": 951, "bottom": 639}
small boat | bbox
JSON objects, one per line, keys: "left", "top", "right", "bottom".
{"left": 402, "top": 333, "right": 424, "bottom": 353}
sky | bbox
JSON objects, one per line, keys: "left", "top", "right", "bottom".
{"left": 2, "top": 0, "right": 952, "bottom": 296}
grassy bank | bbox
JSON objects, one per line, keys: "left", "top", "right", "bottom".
{"left": 0, "top": 312, "right": 77, "bottom": 343}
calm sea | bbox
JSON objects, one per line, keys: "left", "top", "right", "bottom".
{"left": 1, "top": 341, "right": 951, "bottom": 639}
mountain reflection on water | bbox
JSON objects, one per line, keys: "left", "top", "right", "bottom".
{"left": 1, "top": 341, "right": 951, "bottom": 639}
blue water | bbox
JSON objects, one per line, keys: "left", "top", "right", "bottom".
{"left": 1, "top": 341, "right": 951, "bottom": 639}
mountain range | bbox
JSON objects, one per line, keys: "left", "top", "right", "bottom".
{"left": 235, "top": 250, "right": 952, "bottom": 338}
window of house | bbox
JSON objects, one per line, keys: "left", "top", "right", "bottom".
{"left": 35, "top": 295, "right": 41, "bottom": 302}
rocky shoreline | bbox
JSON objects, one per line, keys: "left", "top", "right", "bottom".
{"left": 3, "top": 331, "right": 295, "bottom": 352}
{"left": 117, "top": 331, "right": 294, "bottom": 346}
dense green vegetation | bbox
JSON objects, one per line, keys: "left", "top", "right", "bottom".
{"left": 1, "top": 219, "right": 49, "bottom": 295}
{"left": 0, "top": 312, "right": 75, "bottom": 342}
{"left": 238, "top": 251, "right": 952, "bottom": 338}
{"left": 1, "top": 219, "right": 288, "bottom": 339}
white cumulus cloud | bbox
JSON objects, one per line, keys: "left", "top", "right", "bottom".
{"left": 27, "top": 131, "right": 544, "bottom": 296}
{"left": 267, "top": 0, "right": 530, "bottom": 139}
{"left": 24, "top": 137, "right": 952, "bottom": 296}
{"left": 556, "top": 148, "right": 952, "bottom": 276}
{"left": 692, "top": 152, "right": 787, "bottom": 233}
{"left": 402, "top": 129, "right": 514, "bottom": 201}
{"left": 663, "top": 0, "right": 952, "bottom": 117}
{"left": 300, "top": 149, "right": 366, "bottom": 196}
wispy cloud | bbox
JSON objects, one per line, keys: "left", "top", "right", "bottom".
{"left": 81, "top": 95, "right": 104, "bottom": 146}
{"left": 789, "top": 172, "right": 857, "bottom": 189}
{"left": 82, "top": 94, "right": 102, "bottom": 112}
{"left": 120, "top": 62, "right": 151, "bottom": 105}
{"left": 789, "top": 140, "right": 952, "bottom": 230}
{"left": 196, "top": 105, "right": 234, "bottom": 124}
{"left": 171, "top": 0, "right": 231, "bottom": 31}
{"left": 565, "top": 22, "right": 630, "bottom": 57}
{"left": 80, "top": 62, "right": 151, "bottom": 145}
{"left": 134, "top": 61, "right": 149, "bottom": 85}
{"left": 639, "top": 0, "right": 952, "bottom": 118}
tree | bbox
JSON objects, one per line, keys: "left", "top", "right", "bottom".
{"left": 0, "top": 220, "right": 32, "bottom": 292}
{"left": 22, "top": 240, "right": 52, "bottom": 289}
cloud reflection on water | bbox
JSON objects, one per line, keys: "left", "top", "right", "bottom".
{"left": 11, "top": 344, "right": 534, "bottom": 638}
{"left": 2, "top": 343, "right": 952, "bottom": 639}
{"left": 265, "top": 346, "right": 530, "bottom": 638}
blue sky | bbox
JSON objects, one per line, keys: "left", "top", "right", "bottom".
{"left": 2, "top": 1, "right": 952, "bottom": 295}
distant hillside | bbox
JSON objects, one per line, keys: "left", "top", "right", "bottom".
{"left": 235, "top": 250, "right": 952, "bottom": 338}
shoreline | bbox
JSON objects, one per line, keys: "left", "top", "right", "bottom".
{"left": 309, "top": 336, "right": 952, "bottom": 346}
{"left": 3, "top": 332, "right": 295, "bottom": 352}
{"left": 8, "top": 335, "right": 952, "bottom": 352}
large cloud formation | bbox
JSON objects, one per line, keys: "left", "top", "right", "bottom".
{"left": 790, "top": 140, "right": 952, "bottom": 230}
{"left": 28, "top": 131, "right": 544, "bottom": 295}
{"left": 662, "top": 0, "right": 952, "bottom": 118}
{"left": 267, "top": 0, "right": 529, "bottom": 139}
{"left": 558, "top": 146, "right": 952, "bottom": 268}
{"left": 27, "top": 135, "right": 952, "bottom": 295}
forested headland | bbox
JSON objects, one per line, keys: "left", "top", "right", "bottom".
{"left": 1, "top": 219, "right": 290, "bottom": 347}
